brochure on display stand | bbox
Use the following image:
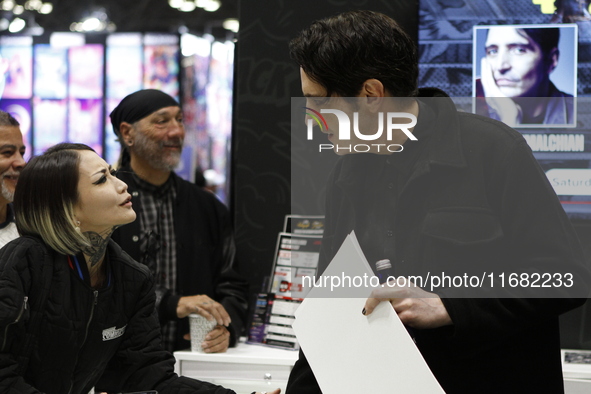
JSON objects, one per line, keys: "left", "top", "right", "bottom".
{"left": 246, "top": 215, "right": 324, "bottom": 350}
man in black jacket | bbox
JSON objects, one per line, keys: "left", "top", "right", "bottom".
{"left": 110, "top": 89, "right": 249, "bottom": 353}
{"left": 286, "top": 10, "right": 591, "bottom": 393}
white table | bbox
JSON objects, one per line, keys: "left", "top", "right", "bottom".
{"left": 174, "top": 339, "right": 299, "bottom": 394}
{"left": 175, "top": 344, "right": 591, "bottom": 393}
{"left": 562, "top": 349, "right": 591, "bottom": 394}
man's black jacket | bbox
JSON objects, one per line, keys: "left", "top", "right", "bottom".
{"left": 287, "top": 90, "right": 591, "bottom": 393}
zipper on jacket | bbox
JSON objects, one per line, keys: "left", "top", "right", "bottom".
{"left": 1, "top": 296, "right": 28, "bottom": 351}
{"left": 67, "top": 290, "right": 98, "bottom": 394}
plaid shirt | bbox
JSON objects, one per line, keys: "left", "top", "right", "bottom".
{"left": 133, "top": 173, "right": 178, "bottom": 351}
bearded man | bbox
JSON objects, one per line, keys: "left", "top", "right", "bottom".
{"left": 110, "top": 89, "right": 248, "bottom": 354}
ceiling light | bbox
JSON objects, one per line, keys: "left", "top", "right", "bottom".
{"left": 1, "top": 0, "right": 15, "bottom": 11}
{"left": 203, "top": 0, "right": 220, "bottom": 12}
{"left": 81, "top": 17, "right": 101, "bottom": 32}
{"left": 74, "top": 9, "right": 115, "bottom": 32}
{"left": 13, "top": 4, "right": 24, "bottom": 14}
{"left": 179, "top": 1, "right": 196, "bottom": 12}
{"left": 25, "top": 0, "right": 42, "bottom": 10}
{"left": 168, "top": 0, "right": 183, "bottom": 8}
{"left": 8, "top": 17, "right": 25, "bottom": 33}
{"left": 38, "top": 2, "right": 52, "bottom": 14}
{"left": 195, "top": 0, "right": 208, "bottom": 7}
{"left": 222, "top": 18, "right": 238, "bottom": 33}
{"left": 0, "top": 18, "right": 9, "bottom": 30}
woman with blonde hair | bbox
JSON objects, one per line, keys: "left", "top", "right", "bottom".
{"left": 0, "top": 143, "right": 278, "bottom": 394}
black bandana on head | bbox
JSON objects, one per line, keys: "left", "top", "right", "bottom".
{"left": 110, "top": 89, "right": 180, "bottom": 136}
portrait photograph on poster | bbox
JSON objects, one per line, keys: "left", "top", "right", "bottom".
{"left": 473, "top": 24, "right": 578, "bottom": 128}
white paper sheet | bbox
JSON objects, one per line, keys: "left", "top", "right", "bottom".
{"left": 292, "top": 232, "right": 445, "bottom": 393}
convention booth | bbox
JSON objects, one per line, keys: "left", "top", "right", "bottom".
{"left": 1, "top": 0, "right": 591, "bottom": 393}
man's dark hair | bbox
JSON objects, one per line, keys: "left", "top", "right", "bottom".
{"left": 0, "top": 110, "right": 19, "bottom": 126}
{"left": 522, "top": 27, "right": 560, "bottom": 64}
{"left": 289, "top": 10, "right": 418, "bottom": 97}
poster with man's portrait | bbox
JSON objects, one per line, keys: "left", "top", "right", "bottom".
{"left": 473, "top": 24, "right": 577, "bottom": 128}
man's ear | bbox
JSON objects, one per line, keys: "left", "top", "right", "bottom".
{"left": 361, "top": 79, "right": 386, "bottom": 97}
{"left": 360, "top": 79, "right": 386, "bottom": 112}
{"left": 547, "top": 48, "right": 559, "bottom": 74}
{"left": 118, "top": 122, "right": 134, "bottom": 145}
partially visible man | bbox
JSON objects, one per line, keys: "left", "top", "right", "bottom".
{"left": 476, "top": 25, "right": 574, "bottom": 125}
{"left": 110, "top": 89, "right": 249, "bottom": 353}
{"left": 0, "top": 110, "right": 25, "bottom": 248}
{"left": 286, "top": 10, "right": 589, "bottom": 394}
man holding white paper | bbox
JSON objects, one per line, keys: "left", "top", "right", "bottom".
{"left": 287, "top": 10, "right": 590, "bottom": 394}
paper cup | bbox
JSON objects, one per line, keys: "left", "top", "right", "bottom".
{"left": 189, "top": 313, "right": 217, "bottom": 352}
